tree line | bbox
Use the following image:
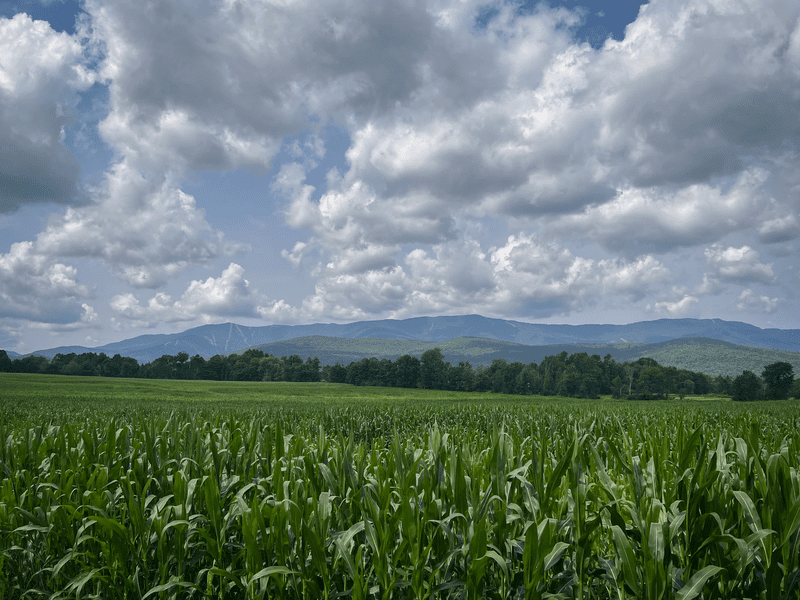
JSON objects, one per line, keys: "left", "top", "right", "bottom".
{"left": 1, "top": 347, "right": 796, "bottom": 401}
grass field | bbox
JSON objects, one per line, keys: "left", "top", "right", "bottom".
{"left": 1, "top": 374, "right": 799, "bottom": 599}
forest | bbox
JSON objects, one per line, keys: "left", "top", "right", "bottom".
{"left": 1, "top": 347, "right": 796, "bottom": 400}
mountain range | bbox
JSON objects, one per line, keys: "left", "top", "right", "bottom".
{"left": 10, "top": 315, "right": 800, "bottom": 365}
{"left": 245, "top": 335, "right": 800, "bottom": 377}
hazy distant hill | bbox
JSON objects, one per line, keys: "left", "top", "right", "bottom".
{"left": 240, "top": 335, "right": 585, "bottom": 366}
{"left": 12, "top": 315, "right": 800, "bottom": 364}
{"left": 626, "top": 337, "right": 800, "bottom": 377}
{"left": 239, "top": 335, "right": 800, "bottom": 377}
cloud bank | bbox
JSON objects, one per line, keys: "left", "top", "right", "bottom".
{"left": 0, "top": 0, "right": 798, "bottom": 349}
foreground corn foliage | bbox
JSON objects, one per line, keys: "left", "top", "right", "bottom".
{"left": 1, "top": 377, "right": 799, "bottom": 599}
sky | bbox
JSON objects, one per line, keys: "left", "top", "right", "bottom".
{"left": 1, "top": 0, "right": 799, "bottom": 354}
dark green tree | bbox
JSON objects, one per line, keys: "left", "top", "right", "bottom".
{"left": 283, "top": 355, "right": 305, "bottom": 381}
{"left": 0, "top": 349, "right": 12, "bottom": 372}
{"left": 450, "top": 361, "right": 475, "bottom": 392}
{"left": 761, "top": 362, "right": 794, "bottom": 400}
{"left": 557, "top": 365, "right": 581, "bottom": 397}
{"left": 261, "top": 356, "right": 283, "bottom": 381}
{"left": 204, "top": 355, "right": 229, "bottom": 381}
{"left": 300, "top": 357, "right": 322, "bottom": 382}
{"left": 539, "top": 352, "right": 568, "bottom": 395}
{"left": 324, "top": 362, "right": 348, "bottom": 383}
{"left": 175, "top": 352, "right": 190, "bottom": 379}
{"left": 516, "top": 364, "right": 540, "bottom": 395}
{"left": 394, "top": 355, "right": 421, "bottom": 388}
{"left": 636, "top": 366, "right": 667, "bottom": 398}
{"left": 12, "top": 355, "right": 49, "bottom": 374}
{"left": 732, "top": 370, "right": 762, "bottom": 402}
{"left": 419, "top": 348, "right": 446, "bottom": 389}
{"left": 189, "top": 354, "right": 206, "bottom": 379}
{"left": 485, "top": 359, "right": 509, "bottom": 393}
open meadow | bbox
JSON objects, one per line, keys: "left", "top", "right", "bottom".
{"left": 1, "top": 373, "right": 799, "bottom": 599}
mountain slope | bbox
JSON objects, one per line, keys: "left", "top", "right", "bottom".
{"left": 239, "top": 335, "right": 800, "bottom": 378}
{"left": 15, "top": 315, "right": 800, "bottom": 364}
{"left": 626, "top": 337, "right": 800, "bottom": 377}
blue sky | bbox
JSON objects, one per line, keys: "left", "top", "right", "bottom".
{"left": 1, "top": 0, "right": 799, "bottom": 353}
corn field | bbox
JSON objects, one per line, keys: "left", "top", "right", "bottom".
{"left": 1, "top": 375, "right": 800, "bottom": 599}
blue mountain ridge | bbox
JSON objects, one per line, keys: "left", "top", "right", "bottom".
{"left": 11, "top": 315, "right": 800, "bottom": 364}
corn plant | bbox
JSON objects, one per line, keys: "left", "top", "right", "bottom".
{"left": 1, "top": 374, "right": 799, "bottom": 599}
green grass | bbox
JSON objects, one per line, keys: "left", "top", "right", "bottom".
{"left": 2, "top": 374, "right": 800, "bottom": 599}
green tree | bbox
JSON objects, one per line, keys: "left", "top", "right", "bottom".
{"left": 324, "top": 362, "right": 348, "bottom": 383}
{"left": 204, "top": 355, "right": 229, "bottom": 381}
{"left": 539, "top": 352, "right": 568, "bottom": 395}
{"left": 394, "top": 355, "right": 421, "bottom": 388}
{"left": 261, "top": 356, "right": 283, "bottom": 381}
{"left": 611, "top": 375, "right": 624, "bottom": 398}
{"left": 515, "top": 364, "right": 540, "bottom": 395}
{"left": 566, "top": 353, "right": 602, "bottom": 398}
{"left": 419, "top": 348, "right": 446, "bottom": 389}
{"left": 301, "top": 357, "right": 322, "bottom": 382}
{"left": 636, "top": 366, "right": 667, "bottom": 398}
{"left": 761, "top": 361, "right": 794, "bottom": 400}
{"left": 0, "top": 349, "right": 11, "bottom": 372}
{"left": 283, "top": 355, "right": 305, "bottom": 381}
{"left": 13, "top": 355, "right": 49, "bottom": 374}
{"left": 175, "top": 352, "right": 190, "bottom": 379}
{"left": 732, "top": 370, "right": 762, "bottom": 402}
{"left": 557, "top": 365, "right": 581, "bottom": 397}
{"left": 189, "top": 354, "right": 206, "bottom": 379}
{"left": 102, "top": 354, "right": 139, "bottom": 378}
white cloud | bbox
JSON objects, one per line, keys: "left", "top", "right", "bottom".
{"left": 0, "top": 240, "right": 92, "bottom": 323}
{"left": 651, "top": 294, "right": 699, "bottom": 316}
{"left": 268, "top": 0, "right": 800, "bottom": 316}
{"left": 599, "top": 255, "right": 670, "bottom": 298}
{"left": 548, "top": 168, "right": 769, "bottom": 255}
{"left": 268, "top": 234, "right": 672, "bottom": 321}
{"left": 704, "top": 244, "right": 775, "bottom": 285}
{"left": 0, "top": 14, "right": 95, "bottom": 213}
{"left": 5, "top": 0, "right": 800, "bottom": 338}
{"left": 758, "top": 214, "right": 800, "bottom": 244}
{"left": 34, "top": 163, "right": 242, "bottom": 288}
{"left": 110, "top": 263, "right": 259, "bottom": 325}
{"left": 737, "top": 289, "right": 779, "bottom": 314}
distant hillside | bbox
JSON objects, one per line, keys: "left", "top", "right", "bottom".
{"left": 240, "top": 335, "right": 606, "bottom": 366}
{"left": 21, "top": 315, "right": 800, "bottom": 364}
{"left": 239, "top": 335, "right": 800, "bottom": 377}
{"left": 628, "top": 337, "right": 800, "bottom": 377}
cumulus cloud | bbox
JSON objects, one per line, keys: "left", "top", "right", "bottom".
{"left": 280, "top": 0, "right": 800, "bottom": 247}
{"left": 5, "top": 0, "right": 800, "bottom": 336}
{"left": 268, "top": 0, "right": 800, "bottom": 324}
{"left": 737, "top": 289, "right": 779, "bottom": 314}
{"left": 110, "top": 263, "right": 259, "bottom": 325}
{"left": 35, "top": 163, "right": 243, "bottom": 288}
{"left": 29, "top": 303, "right": 100, "bottom": 332}
{"left": 704, "top": 244, "right": 776, "bottom": 285}
{"left": 265, "top": 234, "right": 671, "bottom": 321}
{"left": 547, "top": 168, "right": 769, "bottom": 255}
{"left": 651, "top": 294, "right": 699, "bottom": 316}
{"left": 0, "top": 13, "right": 94, "bottom": 213}
{"left": 758, "top": 214, "right": 800, "bottom": 244}
{"left": 0, "top": 240, "right": 91, "bottom": 322}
